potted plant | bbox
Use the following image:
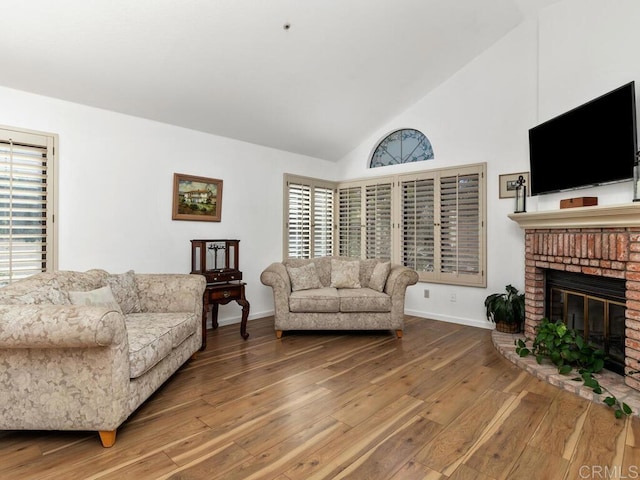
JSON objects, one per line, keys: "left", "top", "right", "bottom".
{"left": 484, "top": 284, "right": 525, "bottom": 333}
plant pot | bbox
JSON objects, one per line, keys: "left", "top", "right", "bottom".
{"left": 495, "top": 322, "right": 521, "bottom": 334}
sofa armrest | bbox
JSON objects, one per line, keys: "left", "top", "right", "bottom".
{"left": 260, "top": 263, "right": 292, "bottom": 324}
{"left": 260, "top": 263, "right": 291, "bottom": 293}
{"left": 135, "top": 273, "right": 206, "bottom": 315}
{"left": 0, "top": 305, "right": 125, "bottom": 348}
{"left": 385, "top": 265, "right": 419, "bottom": 298}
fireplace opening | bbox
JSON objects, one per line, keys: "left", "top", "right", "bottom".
{"left": 545, "top": 270, "right": 626, "bottom": 375}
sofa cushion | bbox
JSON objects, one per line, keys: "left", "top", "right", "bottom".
{"left": 287, "top": 263, "right": 323, "bottom": 292}
{"left": 68, "top": 285, "right": 123, "bottom": 314}
{"left": 106, "top": 270, "right": 142, "bottom": 314}
{"left": 330, "top": 259, "right": 361, "bottom": 288}
{"left": 289, "top": 287, "right": 339, "bottom": 313}
{"left": 338, "top": 288, "right": 391, "bottom": 312}
{"left": 124, "top": 312, "right": 197, "bottom": 378}
{"left": 369, "top": 261, "right": 391, "bottom": 292}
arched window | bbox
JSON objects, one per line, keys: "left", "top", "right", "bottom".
{"left": 370, "top": 129, "right": 434, "bottom": 168}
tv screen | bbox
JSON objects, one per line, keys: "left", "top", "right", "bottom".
{"left": 528, "top": 82, "right": 637, "bottom": 196}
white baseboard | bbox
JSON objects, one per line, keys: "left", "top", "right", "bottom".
{"left": 212, "top": 309, "right": 492, "bottom": 331}
{"left": 405, "top": 309, "right": 493, "bottom": 330}
{"left": 213, "top": 309, "right": 274, "bottom": 328}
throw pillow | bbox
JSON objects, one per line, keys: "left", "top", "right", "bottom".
{"left": 369, "top": 261, "right": 391, "bottom": 292}
{"left": 105, "top": 270, "right": 142, "bottom": 314}
{"left": 287, "top": 263, "right": 323, "bottom": 292}
{"left": 68, "top": 285, "right": 123, "bottom": 314}
{"left": 330, "top": 259, "right": 361, "bottom": 288}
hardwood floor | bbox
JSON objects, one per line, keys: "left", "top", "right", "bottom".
{"left": 2, "top": 315, "right": 640, "bottom": 480}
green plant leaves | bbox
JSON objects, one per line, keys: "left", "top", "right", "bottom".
{"left": 558, "top": 365, "right": 572, "bottom": 375}
{"left": 516, "top": 317, "right": 632, "bottom": 418}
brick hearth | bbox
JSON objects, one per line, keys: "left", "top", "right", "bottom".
{"left": 524, "top": 226, "right": 640, "bottom": 391}
{"left": 509, "top": 203, "right": 640, "bottom": 393}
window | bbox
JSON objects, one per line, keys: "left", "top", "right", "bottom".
{"left": 370, "top": 129, "right": 434, "bottom": 168}
{"left": 399, "top": 164, "right": 485, "bottom": 286}
{"left": 0, "top": 127, "right": 58, "bottom": 286}
{"left": 284, "top": 163, "right": 486, "bottom": 287}
{"left": 284, "top": 174, "right": 336, "bottom": 259}
{"left": 337, "top": 179, "right": 394, "bottom": 261}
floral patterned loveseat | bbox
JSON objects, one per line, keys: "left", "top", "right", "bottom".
{"left": 0, "top": 269, "right": 206, "bottom": 447}
{"left": 261, "top": 256, "right": 418, "bottom": 338}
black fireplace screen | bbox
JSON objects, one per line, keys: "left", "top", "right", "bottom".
{"left": 546, "top": 270, "right": 626, "bottom": 375}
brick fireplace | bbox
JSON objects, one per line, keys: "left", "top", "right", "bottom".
{"left": 509, "top": 203, "right": 640, "bottom": 392}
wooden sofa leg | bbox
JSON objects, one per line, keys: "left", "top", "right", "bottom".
{"left": 395, "top": 330, "right": 403, "bottom": 338}
{"left": 99, "top": 430, "right": 117, "bottom": 448}
{"left": 275, "top": 330, "right": 283, "bottom": 339}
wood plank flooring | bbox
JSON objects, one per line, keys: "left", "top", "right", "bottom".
{"left": 2, "top": 315, "right": 640, "bottom": 479}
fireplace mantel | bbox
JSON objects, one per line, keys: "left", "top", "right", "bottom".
{"left": 508, "top": 203, "right": 640, "bottom": 229}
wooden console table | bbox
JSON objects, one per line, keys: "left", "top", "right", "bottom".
{"left": 201, "top": 281, "right": 250, "bottom": 349}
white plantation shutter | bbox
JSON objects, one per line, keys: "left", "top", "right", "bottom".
{"left": 285, "top": 163, "right": 485, "bottom": 287}
{"left": 314, "top": 186, "right": 334, "bottom": 257}
{"left": 401, "top": 175, "right": 435, "bottom": 274}
{"left": 338, "top": 186, "right": 362, "bottom": 257}
{"left": 398, "top": 164, "right": 484, "bottom": 286}
{"left": 365, "top": 182, "right": 392, "bottom": 260}
{"left": 284, "top": 175, "right": 336, "bottom": 259}
{"left": 286, "top": 182, "right": 311, "bottom": 258}
{"left": 0, "top": 128, "right": 57, "bottom": 286}
{"left": 440, "top": 171, "right": 481, "bottom": 279}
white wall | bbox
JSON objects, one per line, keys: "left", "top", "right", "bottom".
{"left": 532, "top": 0, "right": 640, "bottom": 211}
{"left": 336, "top": 0, "right": 640, "bottom": 329}
{"left": 0, "top": 86, "right": 337, "bottom": 327}
{"left": 2, "top": 0, "right": 639, "bottom": 331}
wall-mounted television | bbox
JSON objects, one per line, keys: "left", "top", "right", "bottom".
{"left": 528, "top": 81, "right": 637, "bottom": 196}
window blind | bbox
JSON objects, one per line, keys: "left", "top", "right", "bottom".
{"left": 365, "top": 182, "right": 392, "bottom": 261}
{"left": 440, "top": 172, "right": 481, "bottom": 276}
{"left": 284, "top": 175, "right": 336, "bottom": 259}
{"left": 313, "top": 186, "right": 334, "bottom": 257}
{"left": 338, "top": 186, "right": 362, "bottom": 258}
{"left": 286, "top": 182, "right": 311, "bottom": 258}
{"left": 401, "top": 176, "right": 435, "bottom": 274}
{"left": 0, "top": 133, "right": 54, "bottom": 286}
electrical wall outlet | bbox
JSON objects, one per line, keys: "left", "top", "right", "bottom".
{"left": 449, "top": 293, "right": 457, "bottom": 302}
{"left": 423, "top": 289, "right": 429, "bottom": 298}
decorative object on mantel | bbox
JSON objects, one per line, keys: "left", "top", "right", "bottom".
{"left": 560, "top": 197, "right": 598, "bottom": 208}
{"left": 498, "top": 171, "right": 529, "bottom": 199}
{"left": 484, "top": 284, "right": 525, "bottom": 333}
{"left": 514, "top": 175, "right": 526, "bottom": 213}
{"left": 172, "top": 173, "right": 223, "bottom": 222}
{"left": 559, "top": 196, "right": 598, "bottom": 209}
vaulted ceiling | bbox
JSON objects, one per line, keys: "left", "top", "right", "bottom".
{"left": 0, "top": 0, "right": 560, "bottom": 160}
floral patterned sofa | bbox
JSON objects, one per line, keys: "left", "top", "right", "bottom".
{"left": 0, "top": 269, "right": 206, "bottom": 447}
{"left": 260, "top": 256, "right": 418, "bottom": 338}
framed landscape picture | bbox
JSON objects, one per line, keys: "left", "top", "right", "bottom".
{"left": 172, "top": 173, "right": 223, "bottom": 222}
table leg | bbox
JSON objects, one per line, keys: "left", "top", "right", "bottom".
{"left": 200, "top": 294, "right": 208, "bottom": 351}
{"left": 237, "top": 287, "right": 250, "bottom": 340}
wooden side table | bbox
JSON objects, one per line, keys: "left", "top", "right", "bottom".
{"left": 201, "top": 281, "right": 250, "bottom": 349}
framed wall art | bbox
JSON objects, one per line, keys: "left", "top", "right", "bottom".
{"left": 499, "top": 172, "right": 529, "bottom": 199}
{"left": 172, "top": 173, "right": 223, "bottom": 222}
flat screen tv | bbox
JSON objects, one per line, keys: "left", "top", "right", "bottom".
{"left": 528, "top": 81, "right": 637, "bottom": 196}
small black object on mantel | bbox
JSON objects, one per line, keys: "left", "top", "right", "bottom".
{"left": 514, "top": 175, "right": 527, "bottom": 213}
